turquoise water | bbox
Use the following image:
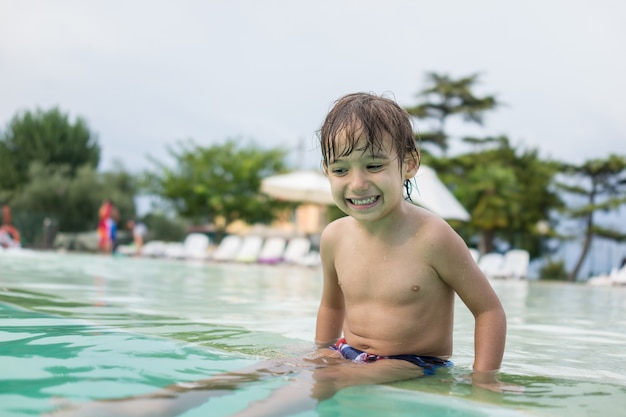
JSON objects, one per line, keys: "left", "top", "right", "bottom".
{"left": 1, "top": 250, "right": 626, "bottom": 416}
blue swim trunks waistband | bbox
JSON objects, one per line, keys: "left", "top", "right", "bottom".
{"left": 331, "top": 338, "right": 453, "bottom": 375}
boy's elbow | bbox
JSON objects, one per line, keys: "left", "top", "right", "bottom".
{"left": 475, "top": 305, "right": 506, "bottom": 327}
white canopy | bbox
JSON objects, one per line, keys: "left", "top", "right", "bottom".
{"left": 260, "top": 170, "right": 334, "bottom": 205}
{"left": 406, "top": 165, "right": 471, "bottom": 221}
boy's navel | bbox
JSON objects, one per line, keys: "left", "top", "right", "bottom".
{"left": 411, "top": 284, "right": 420, "bottom": 292}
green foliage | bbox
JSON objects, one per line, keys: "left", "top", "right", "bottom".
{"left": 146, "top": 139, "right": 290, "bottom": 237}
{"left": 9, "top": 163, "right": 138, "bottom": 244}
{"left": 592, "top": 224, "right": 626, "bottom": 243}
{"left": 0, "top": 107, "right": 139, "bottom": 247}
{"left": 405, "top": 72, "right": 499, "bottom": 152}
{"left": 0, "top": 107, "right": 100, "bottom": 199}
{"left": 539, "top": 258, "right": 568, "bottom": 281}
{"left": 556, "top": 154, "right": 626, "bottom": 280}
{"left": 426, "top": 137, "right": 562, "bottom": 256}
{"left": 142, "top": 212, "right": 188, "bottom": 242}
{"left": 405, "top": 72, "right": 564, "bottom": 258}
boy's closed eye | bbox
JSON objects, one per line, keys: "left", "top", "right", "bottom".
{"left": 331, "top": 167, "right": 348, "bottom": 175}
{"left": 367, "top": 164, "right": 384, "bottom": 171}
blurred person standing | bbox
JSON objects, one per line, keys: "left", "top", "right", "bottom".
{"left": 0, "top": 205, "right": 21, "bottom": 248}
{"left": 97, "top": 199, "right": 119, "bottom": 254}
{"left": 127, "top": 219, "right": 148, "bottom": 255}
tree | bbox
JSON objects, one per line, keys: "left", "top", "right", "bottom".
{"left": 404, "top": 73, "right": 563, "bottom": 258}
{"left": 556, "top": 154, "right": 626, "bottom": 281}
{"left": 146, "top": 139, "right": 290, "bottom": 240}
{"left": 404, "top": 72, "right": 499, "bottom": 152}
{"left": 9, "top": 162, "right": 138, "bottom": 244}
{"left": 426, "top": 137, "right": 562, "bottom": 255}
{"left": 0, "top": 107, "right": 101, "bottom": 200}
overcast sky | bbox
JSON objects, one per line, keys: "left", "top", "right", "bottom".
{"left": 1, "top": 0, "right": 624, "bottom": 172}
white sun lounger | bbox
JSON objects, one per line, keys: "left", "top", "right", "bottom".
{"left": 141, "top": 240, "right": 168, "bottom": 257}
{"left": 588, "top": 265, "right": 626, "bottom": 286}
{"left": 294, "top": 250, "right": 321, "bottom": 267}
{"left": 211, "top": 235, "right": 243, "bottom": 262}
{"left": 182, "top": 233, "right": 210, "bottom": 260}
{"left": 164, "top": 242, "right": 186, "bottom": 259}
{"left": 502, "top": 249, "right": 530, "bottom": 280}
{"left": 478, "top": 252, "right": 506, "bottom": 279}
{"left": 282, "top": 237, "right": 312, "bottom": 264}
{"left": 257, "top": 236, "right": 287, "bottom": 264}
{"left": 479, "top": 250, "right": 530, "bottom": 279}
{"left": 611, "top": 265, "right": 626, "bottom": 285}
{"left": 234, "top": 235, "right": 264, "bottom": 263}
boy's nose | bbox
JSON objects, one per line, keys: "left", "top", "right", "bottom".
{"left": 349, "top": 171, "right": 369, "bottom": 191}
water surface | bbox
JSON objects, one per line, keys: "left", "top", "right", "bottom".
{"left": 1, "top": 250, "right": 625, "bottom": 416}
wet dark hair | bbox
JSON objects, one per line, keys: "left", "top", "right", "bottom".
{"left": 319, "top": 92, "right": 419, "bottom": 165}
{"left": 318, "top": 92, "right": 420, "bottom": 194}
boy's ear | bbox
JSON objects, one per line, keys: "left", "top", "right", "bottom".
{"left": 403, "top": 151, "right": 420, "bottom": 180}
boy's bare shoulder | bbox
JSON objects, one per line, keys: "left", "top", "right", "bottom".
{"left": 410, "top": 207, "right": 468, "bottom": 252}
{"left": 319, "top": 217, "right": 354, "bottom": 265}
{"left": 410, "top": 206, "right": 456, "bottom": 234}
{"left": 418, "top": 206, "right": 457, "bottom": 229}
{"left": 410, "top": 208, "right": 480, "bottom": 281}
{"left": 320, "top": 216, "right": 354, "bottom": 241}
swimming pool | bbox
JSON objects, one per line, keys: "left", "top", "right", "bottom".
{"left": 1, "top": 250, "right": 625, "bottom": 416}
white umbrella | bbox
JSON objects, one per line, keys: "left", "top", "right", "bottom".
{"left": 407, "top": 165, "right": 471, "bottom": 221}
{"left": 260, "top": 170, "right": 335, "bottom": 205}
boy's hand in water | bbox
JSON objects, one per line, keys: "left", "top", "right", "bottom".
{"left": 304, "top": 347, "right": 345, "bottom": 366}
{"left": 471, "top": 370, "right": 525, "bottom": 394}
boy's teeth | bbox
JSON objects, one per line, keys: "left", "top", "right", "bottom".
{"left": 351, "top": 197, "right": 376, "bottom": 205}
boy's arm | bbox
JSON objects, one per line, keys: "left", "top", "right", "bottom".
{"left": 315, "top": 301, "right": 344, "bottom": 348}
{"left": 472, "top": 303, "right": 506, "bottom": 372}
{"left": 427, "top": 221, "right": 511, "bottom": 391}
{"left": 446, "top": 256, "right": 522, "bottom": 393}
{"left": 314, "top": 226, "right": 345, "bottom": 348}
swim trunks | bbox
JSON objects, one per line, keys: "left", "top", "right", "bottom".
{"left": 331, "top": 338, "right": 453, "bottom": 375}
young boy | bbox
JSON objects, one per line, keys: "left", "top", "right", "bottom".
{"left": 313, "top": 92, "right": 507, "bottom": 390}
{"left": 46, "top": 93, "right": 511, "bottom": 417}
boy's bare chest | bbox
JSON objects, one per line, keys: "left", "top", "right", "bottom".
{"left": 333, "top": 238, "right": 437, "bottom": 303}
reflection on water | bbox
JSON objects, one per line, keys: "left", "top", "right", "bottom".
{"left": 1, "top": 251, "right": 626, "bottom": 416}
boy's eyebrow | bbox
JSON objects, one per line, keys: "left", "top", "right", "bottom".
{"left": 366, "top": 152, "right": 391, "bottom": 160}
{"left": 330, "top": 151, "right": 391, "bottom": 163}
{"left": 328, "top": 153, "right": 390, "bottom": 165}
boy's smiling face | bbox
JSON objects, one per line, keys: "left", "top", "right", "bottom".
{"left": 324, "top": 129, "right": 418, "bottom": 221}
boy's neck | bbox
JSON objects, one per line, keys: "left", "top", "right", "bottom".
{"left": 352, "top": 201, "right": 415, "bottom": 237}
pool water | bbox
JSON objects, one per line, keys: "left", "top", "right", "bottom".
{"left": 1, "top": 250, "right": 625, "bottom": 416}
